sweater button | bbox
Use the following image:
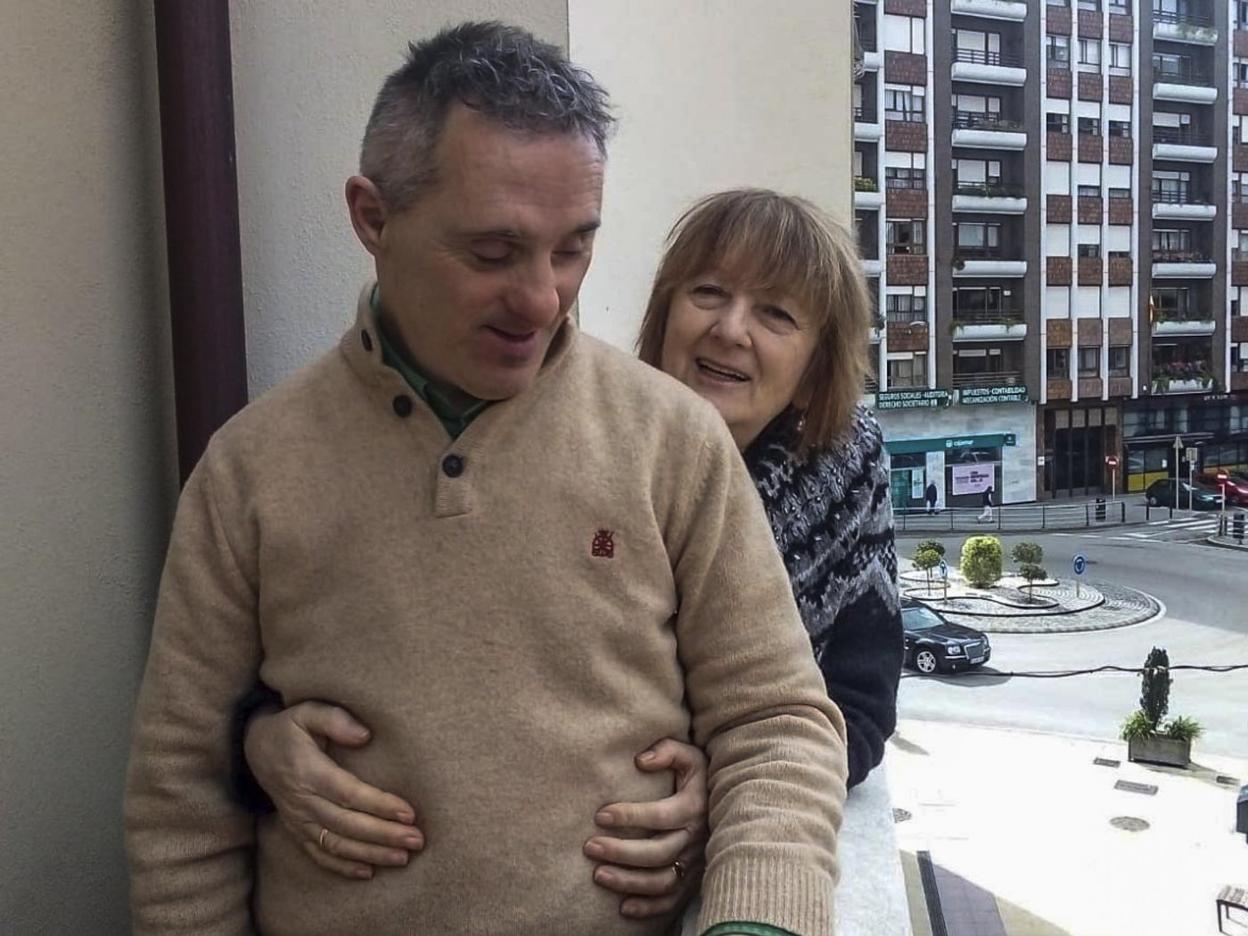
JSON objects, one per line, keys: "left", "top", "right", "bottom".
{"left": 442, "top": 454, "right": 465, "bottom": 478}
{"left": 392, "top": 395, "right": 413, "bottom": 418}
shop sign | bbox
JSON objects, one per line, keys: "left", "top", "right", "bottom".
{"left": 876, "top": 388, "right": 953, "bottom": 410}
{"left": 958, "top": 385, "right": 1030, "bottom": 405}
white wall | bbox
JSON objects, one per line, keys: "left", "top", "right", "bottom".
{"left": 569, "top": 0, "right": 854, "bottom": 351}
{"left": 229, "top": 0, "right": 569, "bottom": 396}
{"left": 0, "top": 2, "right": 173, "bottom": 930}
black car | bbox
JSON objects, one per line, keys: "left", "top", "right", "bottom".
{"left": 1144, "top": 478, "right": 1221, "bottom": 511}
{"left": 901, "top": 598, "right": 992, "bottom": 675}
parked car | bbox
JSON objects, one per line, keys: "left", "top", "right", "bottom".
{"left": 901, "top": 598, "right": 992, "bottom": 675}
{"left": 1145, "top": 478, "right": 1221, "bottom": 510}
{"left": 1194, "top": 472, "right": 1248, "bottom": 507}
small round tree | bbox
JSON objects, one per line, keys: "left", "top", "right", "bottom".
{"left": 913, "top": 546, "right": 941, "bottom": 591}
{"left": 1017, "top": 563, "right": 1048, "bottom": 599}
{"left": 1011, "top": 541, "right": 1043, "bottom": 567}
{"left": 960, "top": 535, "right": 1003, "bottom": 589}
{"left": 916, "top": 539, "right": 946, "bottom": 558}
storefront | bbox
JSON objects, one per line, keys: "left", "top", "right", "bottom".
{"left": 1122, "top": 392, "right": 1248, "bottom": 492}
{"left": 876, "top": 390, "right": 1037, "bottom": 508}
{"left": 1038, "top": 404, "right": 1122, "bottom": 499}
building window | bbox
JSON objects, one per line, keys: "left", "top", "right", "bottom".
{"left": 1109, "top": 42, "right": 1131, "bottom": 72}
{"left": 1078, "top": 347, "right": 1100, "bottom": 378}
{"left": 1078, "top": 244, "right": 1101, "bottom": 258}
{"left": 1152, "top": 287, "right": 1191, "bottom": 320}
{"left": 1239, "top": 2, "right": 1248, "bottom": 30}
{"left": 887, "top": 353, "right": 928, "bottom": 389}
{"left": 1047, "top": 112, "right": 1070, "bottom": 135}
{"left": 1235, "top": 174, "right": 1248, "bottom": 205}
{"left": 1047, "top": 35, "right": 1071, "bottom": 67}
{"left": 886, "top": 293, "right": 928, "bottom": 322}
{"left": 1077, "top": 185, "right": 1101, "bottom": 198}
{"left": 1109, "top": 347, "right": 1130, "bottom": 377}
{"left": 885, "top": 166, "right": 926, "bottom": 189}
{"left": 1078, "top": 39, "right": 1101, "bottom": 68}
{"left": 887, "top": 221, "right": 926, "bottom": 255}
{"left": 1153, "top": 228, "right": 1191, "bottom": 255}
{"left": 1108, "top": 187, "right": 1131, "bottom": 200}
{"left": 883, "top": 13, "right": 926, "bottom": 55}
{"left": 952, "top": 158, "right": 1002, "bottom": 189}
{"left": 1153, "top": 52, "right": 1194, "bottom": 82}
{"left": 885, "top": 86, "right": 925, "bottom": 122}
{"left": 1079, "top": 117, "right": 1101, "bottom": 136}
{"left": 1107, "top": 0, "right": 1128, "bottom": 11}
{"left": 953, "top": 286, "right": 1014, "bottom": 316}
{"left": 1078, "top": 0, "right": 1101, "bottom": 10}
{"left": 1152, "top": 169, "right": 1192, "bottom": 203}
{"left": 1107, "top": 120, "right": 1131, "bottom": 138}
{"left": 954, "top": 222, "right": 1002, "bottom": 256}
{"left": 1047, "top": 348, "right": 1070, "bottom": 376}
{"left": 1236, "top": 61, "right": 1248, "bottom": 90}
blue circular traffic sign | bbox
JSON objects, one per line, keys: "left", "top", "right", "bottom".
{"left": 1073, "top": 554, "right": 1087, "bottom": 576}
{"left": 938, "top": 559, "right": 949, "bottom": 580}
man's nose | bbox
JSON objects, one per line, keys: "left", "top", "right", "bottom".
{"left": 507, "top": 258, "right": 562, "bottom": 326}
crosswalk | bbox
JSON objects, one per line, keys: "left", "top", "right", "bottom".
{"left": 1053, "top": 512, "right": 1229, "bottom": 543}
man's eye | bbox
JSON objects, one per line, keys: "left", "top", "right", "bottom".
{"left": 471, "top": 244, "right": 512, "bottom": 264}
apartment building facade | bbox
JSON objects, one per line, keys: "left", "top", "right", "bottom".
{"left": 854, "top": 0, "right": 1248, "bottom": 508}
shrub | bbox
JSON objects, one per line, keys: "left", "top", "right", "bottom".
{"left": 913, "top": 547, "right": 941, "bottom": 589}
{"left": 1017, "top": 563, "right": 1048, "bottom": 598}
{"left": 1164, "top": 715, "right": 1203, "bottom": 742}
{"left": 960, "top": 535, "right": 1002, "bottom": 588}
{"left": 1120, "top": 709, "right": 1154, "bottom": 742}
{"left": 1139, "top": 647, "right": 1171, "bottom": 730}
{"left": 1011, "top": 541, "right": 1043, "bottom": 567}
{"left": 916, "top": 539, "right": 946, "bottom": 558}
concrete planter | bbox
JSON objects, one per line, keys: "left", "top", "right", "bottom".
{"left": 1127, "top": 734, "right": 1191, "bottom": 768}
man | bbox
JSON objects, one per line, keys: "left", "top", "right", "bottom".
{"left": 125, "top": 23, "right": 846, "bottom": 936}
{"left": 925, "top": 480, "right": 938, "bottom": 515}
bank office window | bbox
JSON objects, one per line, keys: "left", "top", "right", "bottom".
{"left": 1078, "top": 39, "right": 1101, "bottom": 68}
{"left": 887, "top": 352, "right": 927, "bottom": 389}
{"left": 1079, "top": 117, "right": 1102, "bottom": 137}
{"left": 1047, "top": 348, "right": 1070, "bottom": 376}
{"left": 887, "top": 220, "right": 926, "bottom": 255}
{"left": 1047, "top": 112, "right": 1070, "bottom": 135}
{"left": 1109, "top": 346, "right": 1130, "bottom": 377}
{"left": 885, "top": 86, "right": 926, "bottom": 122}
{"left": 885, "top": 166, "right": 926, "bottom": 190}
{"left": 1047, "top": 35, "right": 1071, "bottom": 67}
{"left": 1078, "top": 347, "right": 1100, "bottom": 377}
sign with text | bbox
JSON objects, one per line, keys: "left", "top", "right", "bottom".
{"left": 876, "top": 388, "right": 953, "bottom": 410}
{"left": 951, "top": 463, "right": 994, "bottom": 495}
{"left": 958, "top": 385, "right": 1029, "bottom": 405}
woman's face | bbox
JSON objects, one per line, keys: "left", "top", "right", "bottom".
{"left": 659, "top": 271, "right": 821, "bottom": 450}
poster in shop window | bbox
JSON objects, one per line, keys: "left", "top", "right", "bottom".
{"left": 951, "top": 464, "right": 994, "bottom": 496}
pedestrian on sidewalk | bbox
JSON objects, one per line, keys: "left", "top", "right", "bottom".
{"left": 978, "top": 485, "right": 994, "bottom": 523}
{"left": 925, "top": 480, "right": 938, "bottom": 515}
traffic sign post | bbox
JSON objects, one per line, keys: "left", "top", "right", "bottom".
{"left": 1219, "top": 470, "right": 1229, "bottom": 534}
{"left": 1073, "top": 553, "right": 1087, "bottom": 599}
{"left": 1173, "top": 436, "right": 1183, "bottom": 513}
{"left": 938, "top": 559, "right": 949, "bottom": 600}
{"left": 1105, "top": 455, "right": 1119, "bottom": 502}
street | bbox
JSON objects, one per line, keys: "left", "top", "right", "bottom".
{"left": 896, "top": 531, "right": 1248, "bottom": 759}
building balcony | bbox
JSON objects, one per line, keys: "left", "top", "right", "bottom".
{"left": 1151, "top": 250, "right": 1217, "bottom": 278}
{"left": 1150, "top": 369, "right": 1214, "bottom": 395}
{"left": 951, "top": 371, "right": 1024, "bottom": 390}
{"left": 1151, "top": 312, "right": 1217, "bottom": 337}
{"left": 953, "top": 251, "right": 1028, "bottom": 278}
{"left": 1153, "top": 72, "right": 1218, "bottom": 104}
{"left": 950, "top": 0, "right": 1027, "bottom": 21}
{"left": 862, "top": 258, "right": 883, "bottom": 276}
{"left": 952, "top": 112, "right": 1027, "bottom": 150}
{"left": 951, "top": 309, "right": 1027, "bottom": 342}
{"left": 1151, "top": 126, "right": 1217, "bottom": 163}
{"left": 854, "top": 177, "right": 883, "bottom": 210}
{"left": 861, "top": 49, "right": 883, "bottom": 72}
{"left": 1152, "top": 10, "right": 1219, "bottom": 47}
{"left": 1151, "top": 194, "right": 1217, "bottom": 221}
{"left": 950, "top": 48, "right": 1027, "bottom": 87}
{"left": 952, "top": 182, "right": 1028, "bottom": 214}
{"left": 854, "top": 107, "right": 882, "bottom": 141}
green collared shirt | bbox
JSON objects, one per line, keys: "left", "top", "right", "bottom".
{"left": 371, "top": 288, "right": 490, "bottom": 438}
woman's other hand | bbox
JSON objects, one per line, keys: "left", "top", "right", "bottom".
{"left": 244, "top": 701, "right": 423, "bottom": 879}
{"left": 584, "top": 738, "right": 709, "bottom": 918}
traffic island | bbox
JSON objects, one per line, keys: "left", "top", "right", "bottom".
{"left": 899, "top": 566, "right": 1161, "bottom": 634}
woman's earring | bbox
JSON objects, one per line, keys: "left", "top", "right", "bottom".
{"left": 795, "top": 411, "right": 807, "bottom": 434}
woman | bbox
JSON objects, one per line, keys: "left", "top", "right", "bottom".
{"left": 234, "top": 189, "right": 902, "bottom": 917}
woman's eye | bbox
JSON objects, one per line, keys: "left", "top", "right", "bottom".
{"left": 692, "top": 284, "right": 727, "bottom": 298}
{"left": 765, "top": 306, "right": 797, "bottom": 326}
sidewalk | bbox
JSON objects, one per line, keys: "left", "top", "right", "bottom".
{"left": 887, "top": 719, "right": 1247, "bottom": 936}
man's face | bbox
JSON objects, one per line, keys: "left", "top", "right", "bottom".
{"left": 365, "top": 106, "right": 604, "bottom": 400}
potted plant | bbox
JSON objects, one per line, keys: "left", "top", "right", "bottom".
{"left": 1121, "top": 647, "right": 1203, "bottom": 768}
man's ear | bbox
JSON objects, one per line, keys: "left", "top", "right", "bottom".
{"left": 346, "top": 176, "right": 387, "bottom": 257}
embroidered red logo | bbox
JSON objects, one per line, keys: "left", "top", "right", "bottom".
{"left": 591, "top": 529, "right": 615, "bottom": 558}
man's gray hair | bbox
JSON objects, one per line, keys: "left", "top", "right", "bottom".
{"left": 361, "top": 21, "right": 615, "bottom": 211}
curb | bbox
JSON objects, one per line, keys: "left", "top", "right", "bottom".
{"left": 918, "top": 582, "right": 1161, "bottom": 635}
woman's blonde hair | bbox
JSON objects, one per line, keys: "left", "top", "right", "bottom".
{"left": 636, "top": 188, "right": 872, "bottom": 456}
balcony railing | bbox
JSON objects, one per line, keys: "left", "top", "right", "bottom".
{"left": 952, "top": 48, "right": 1024, "bottom": 69}
{"left": 1152, "top": 8, "right": 1214, "bottom": 28}
{"left": 1151, "top": 248, "right": 1210, "bottom": 262}
{"left": 1152, "top": 126, "right": 1213, "bottom": 146}
{"left": 1152, "top": 306, "right": 1214, "bottom": 323}
{"left": 885, "top": 175, "right": 927, "bottom": 190}
{"left": 954, "top": 181, "right": 1026, "bottom": 197}
{"left": 886, "top": 308, "right": 929, "bottom": 325}
{"left": 886, "top": 109, "right": 926, "bottom": 123}
{"left": 1152, "top": 65, "right": 1214, "bottom": 87}
{"left": 952, "top": 309, "right": 1025, "bottom": 325}
{"left": 1151, "top": 189, "right": 1211, "bottom": 205}
{"left": 952, "top": 111, "right": 1026, "bottom": 131}
{"left": 952, "top": 371, "right": 1024, "bottom": 389}
{"left": 954, "top": 246, "right": 1020, "bottom": 260}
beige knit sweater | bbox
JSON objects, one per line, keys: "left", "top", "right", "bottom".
{"left": 125, "top": 288, "right": 847, "bottom": 936}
